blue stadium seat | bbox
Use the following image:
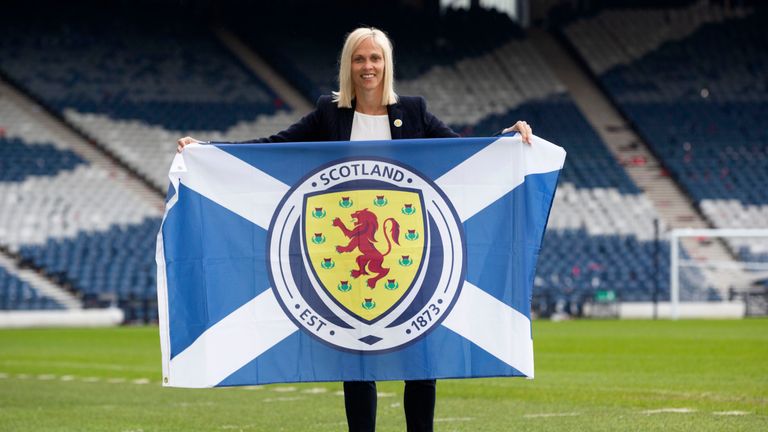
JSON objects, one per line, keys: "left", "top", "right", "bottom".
{"left": 0, "top": 266, "right": 65, "bottom": 310}
{"left": 0, "top": 137, "right": 86, "bottom": 182}
{"left": 0, "top": 17, "right": 286, "bottom": 131}
{"left": 18, "top": 218, "right": 160, "bottom": 319}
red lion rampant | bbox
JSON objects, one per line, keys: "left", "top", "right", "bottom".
{"left": 332, "top": 209, "right": 400, "bottom": 289}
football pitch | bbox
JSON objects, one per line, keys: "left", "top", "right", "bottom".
{"left": 1, "top": 319, "right": 766, "bottom": 431}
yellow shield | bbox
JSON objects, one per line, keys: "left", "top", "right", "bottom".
{"left": 303, "top": 189, "right": 426, "bottom": 323}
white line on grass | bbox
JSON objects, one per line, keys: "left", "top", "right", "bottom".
{"left": 390, "top": 403, "right": 401, "bottom": 408}
{"left": 0, "top": 372, "right": 7, "bottom": 378}
{"left": 241, "top": 385, "right": 264, "bottom": 391}
{"left": 435, "top": 417, "right": 474, "bottom": 422}
{"left": 271, "top": 386, "right": 296, "bottom": 392}
{"left": 713, "top": 411, "right": 750, "bottom": 416}
{"left": 332, "top": 390, "right": 398, "bottom": 398}
{"left": 9, "top": 372, "right": 160, "bottom": 387}
{"left": 301, "top": 387, "right": 328, "bottom": 394}
{"left": 12, "top": 372, "right": 155, "bottom": 386}
{"left": 263, "top": 396, "right": 305, "bottom": 403}
{"left": 2, "top": 359, "right": 152, "bottom": 372}
{"left": 171, "top": 402, "right": 215, "bottom": 408}
{"left": 524, "top": 412, "right": 581, "bottom": 418}
{"left": 642, "top": 408, "right": 696, "bottom": 415}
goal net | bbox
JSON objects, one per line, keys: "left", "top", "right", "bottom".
{"left": 670, "top": 229, "right": 768, "bottom": 318}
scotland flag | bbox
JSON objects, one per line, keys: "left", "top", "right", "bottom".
{"left": 156, "top": 135, "right": 565, "bottom": 388}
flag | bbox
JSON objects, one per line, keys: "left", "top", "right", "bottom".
{"left": 156, "top": 135, "right": 565, "bottom": 388}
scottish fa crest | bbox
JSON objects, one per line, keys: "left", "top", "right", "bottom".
{"left": 305, "top": 189, "right": 426, "bottom": 323}
{"left": 268, "top": 158, "right": 465, "bottom": 352}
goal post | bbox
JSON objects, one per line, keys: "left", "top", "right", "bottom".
{"left": 670, "top": 228, "right": 768, "bottom": 320}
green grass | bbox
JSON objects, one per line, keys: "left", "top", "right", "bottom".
{"left": 1, "top": 319, "right": 766, "bottom": 431}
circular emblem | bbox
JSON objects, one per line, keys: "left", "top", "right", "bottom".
{"left": 267, "top": 158, "right": 465, "bottom": 352}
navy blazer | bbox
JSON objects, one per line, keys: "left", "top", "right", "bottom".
{"left": 241, "top": 95, "right": 460, "bottom": 143}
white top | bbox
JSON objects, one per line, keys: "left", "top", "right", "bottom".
{"left": 350, "top": 111, "right": 391, "bottom": 141}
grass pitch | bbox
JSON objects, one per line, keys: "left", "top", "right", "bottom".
{"left": 1, "top": 319, "right": 766, "bottom": 431}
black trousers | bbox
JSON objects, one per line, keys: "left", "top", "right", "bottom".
{"left": 344, "top": 380, "right": 436, "bottom": 432}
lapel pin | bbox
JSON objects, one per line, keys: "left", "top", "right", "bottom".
{"left": 394, "top": 119, "right": 403, "bottom": 128}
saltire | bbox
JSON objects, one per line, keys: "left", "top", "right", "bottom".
{"left": 156, "top": 134, "right": 565, "bottom": 387}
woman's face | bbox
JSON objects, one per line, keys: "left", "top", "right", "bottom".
{"left": 351, "top": 37, "right": 385, "bottom": 95}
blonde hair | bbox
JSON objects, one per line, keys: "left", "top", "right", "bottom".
{"left": 333, "top": 27, "right": 398, "bottom": 108}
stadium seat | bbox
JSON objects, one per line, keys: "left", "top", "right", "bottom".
{"left": 564, "top": 3, "right": 767, "bottom": 272}
{"left": 0, "top": 265, "right": 65, "bottom": 310}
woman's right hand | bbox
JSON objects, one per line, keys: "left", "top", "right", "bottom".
{"left": 177, "top": 136, "right": 203, "bottom": 153}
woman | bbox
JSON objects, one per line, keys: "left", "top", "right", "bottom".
{"left": 178, "top": 27, "right": 532, "bottom": 432}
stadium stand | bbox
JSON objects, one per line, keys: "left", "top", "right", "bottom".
{"left": 0, "top": 6, "right": 302, "bottom": 320}
{"left": 0, "top": 2, "right": 730, "bottom": 321}
{"left": 0, "top": 265, "right": 64, "bottom": 310}
{"left": 0, "top": 137, "right": 85, "bottom": 182}
{"left": 236, "top": 6, "right": 524, "bottom": 104}
{"left": 0, "top": 12, "right": 299, "bottom": 190}
{"left": 563, "top": 2, "right": 768, "bottom": 266}
{"left": 17, "top": 219, "right": 160, "bottom": 321}
{"left": 235, "top": 6, "right": 715, "bottom": 311}
{"left": 0, "top": 81, "right": 162, "bottom": 318}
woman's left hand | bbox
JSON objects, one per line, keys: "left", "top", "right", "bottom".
{"left": 502, "top": 121, "right": 533, "bottom": 144}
